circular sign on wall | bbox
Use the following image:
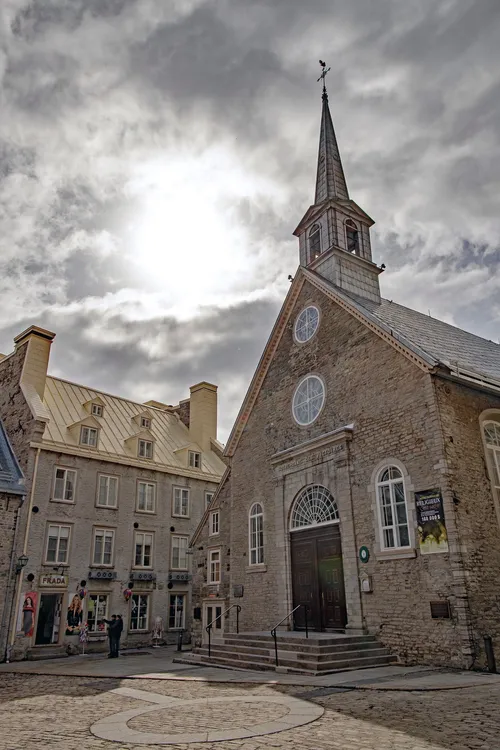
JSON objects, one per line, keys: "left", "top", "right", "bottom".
{"left": 359, "top": 546, "right": 370, "bottom": 563}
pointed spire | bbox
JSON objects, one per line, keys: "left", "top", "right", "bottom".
{"left": 314, "top": 62, "right": 349, "bottom": 204}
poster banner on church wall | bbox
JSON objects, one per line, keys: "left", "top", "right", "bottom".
{"left": 415, "top": 488, "right": 449, "bottom": 555}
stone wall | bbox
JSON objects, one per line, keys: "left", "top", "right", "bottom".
{"left": 0, "top": 493, "right": 23, "bottom": 658}
{"left": 217, "top": 279, "right": 465, "bottom": 665}
{"left": 11, "top": 448, "right": 219, "bottom": 659}
{"left": 191, "top": 472, "right": 232, "bottom": 646}
{"left": 434, "top": 378, "right": 500, "bottom": 667}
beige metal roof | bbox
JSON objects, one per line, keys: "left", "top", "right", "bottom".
{"left": 40, "top": 376, "right": 226, "bottom": 480}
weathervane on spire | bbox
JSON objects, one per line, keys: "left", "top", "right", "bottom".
{"left": 317, "top": 60, "right": 331, "bottom": 97}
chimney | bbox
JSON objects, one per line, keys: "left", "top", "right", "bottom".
{"left": 188, "top": 382, "right": 217, "bottom": 453}
{"left": 14, "top": 325, "right": 55, "bottom": 402}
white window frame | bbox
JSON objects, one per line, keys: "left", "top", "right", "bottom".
{"left": 168, "top": 593, "right": 186, "bottom": 630}
{"left": 171, "top": 535, "right": 189, "bottom": 570}
{"left": 188, "top": 450, "right": 201, "bottom": 469}
{"left": 294, "top": 306, "right": 320, "bottom": 344}
{"left": 97, "top": 474, "right": 118, "bottom": 508}
{"left": 129, "top": 593, "right": 149, "bottom": 631}
{"left": 136, "top": 481, "right": 156, "bottom": 514}
{"left": 80, "top": 425, "right": 99, "bottom": 447}
{"left": 376, "top": 466, "right": 410, "bottom": 551}
{"left": 87, "top": 593, "right": 109, "bottom": 633}
{"left": 173, "top": 487, "right": 190, "bottom": 517}
{"left": 91, "top": 403, "right": 104, "bottom": 417}
{"left": 292, "top": 374, "right": 326, "bottom": 426}
{"left": 481, "top": 415, "right": 500, "bottom": 528}
{"left": 369, "top": 459, "right": 416, "bottom": 560}
{"left": 205, "top": 491, "right": 214, "bottom": 509}
{"left": 53, "top": 467, "right": 77, "bottom": 503}
{"left": 249, "top": 503, "right": 264, "bottom": 565}
{"left": 92, "top": 527, "right": 115, "bottom": 567}
{"left": 140, "top": 417, "right": 151, "bottom": 429}
{"left": 209, "top": 510, "right": 220, "bottom": 536}
{"left": 45, "top": 523, "right": 71, "bottom": 565}
{"left": 134, "top": 531, "right": 153, "bottom": 568}
{"left": 208, "top": 548, "right": 221, "bottom": 584}
{"left": 138, "top": 439, "right": 154, "bottom": 459}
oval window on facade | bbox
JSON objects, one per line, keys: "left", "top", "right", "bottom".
{"left": 294, "top": 306, "right": 320, "bottom": 344}
{"left": 292, "top": 375, "right": 325, "bottom": 426}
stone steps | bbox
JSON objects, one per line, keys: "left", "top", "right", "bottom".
{"left": 187, "top": 632, "right": 397, "bottom": 676}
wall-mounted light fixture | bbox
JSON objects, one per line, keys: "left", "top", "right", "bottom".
{"left": 16, "top": 555, "right": 29, "bottom": 574}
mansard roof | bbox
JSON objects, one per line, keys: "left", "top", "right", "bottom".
{"left": 39, "top": 376, "right": 226, "bottom": 480}
{"left": 224, "top": 267, "right": 500, "bottom": 457}
{"left": 0, "top": 420, "right": 25, "bottom": 496}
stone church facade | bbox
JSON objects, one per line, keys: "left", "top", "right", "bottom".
{"left": 191, "top": 85, "right": 500, "bottom": 669}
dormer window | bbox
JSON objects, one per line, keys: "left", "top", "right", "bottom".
{"left": 346, "top": 220, "right": 360, "bottom": 255}
{"left": 138, "top": 439, "right": 153, "bottom": 459}
{"left": 91, "top": 403, "right": 104, "bottom": 417}
{"left": 80, "top": 426, "right": 98, "bottom": 447}
{"left": 141, "top": 417, "right": 151, "bottom": 429}
{"left": 188, "top": 451, "right": 201, "bottom": 469}
{"left": 308, "top": 224, "right": 321, "bottom": 262}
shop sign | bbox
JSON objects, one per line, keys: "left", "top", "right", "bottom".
{"left": 39, "top": 573, "right": 68, "bottom": 587}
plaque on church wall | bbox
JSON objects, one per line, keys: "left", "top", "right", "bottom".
{"left": 233, "top": 585, "right": 244, "bottom": 598}
{"left": 415, "top": 488, "right": 449, "bottom": 555}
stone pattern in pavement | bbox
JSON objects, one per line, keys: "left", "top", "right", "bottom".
{"left": 129, "top": 700, "right": 288, "bottom": 733}
{"left": 1, "top": 673, "right": 500, "bottom": 749}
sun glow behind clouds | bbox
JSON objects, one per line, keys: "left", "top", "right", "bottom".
{"left": 126, "top": 146, "right": 283, "bottom": 318}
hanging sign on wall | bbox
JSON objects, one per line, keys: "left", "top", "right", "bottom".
{"left": 415, "top": 488, "right": 449, "bottom": 555}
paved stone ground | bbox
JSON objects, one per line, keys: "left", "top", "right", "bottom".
{"left": 0, "top": 672, "right": 500, "bottom": 749}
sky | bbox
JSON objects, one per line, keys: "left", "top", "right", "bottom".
{"left": 1, "top": 0, "right": 500, "bottom": 442}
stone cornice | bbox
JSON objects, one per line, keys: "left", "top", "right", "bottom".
{"left": 271, "top": 425, "right": 354, "bottom": 465}
{"left": 30, "top": 441, "right": 222, "bottom": 483}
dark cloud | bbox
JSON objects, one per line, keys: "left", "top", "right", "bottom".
{"left": 1, "top": 0, "right": 500, "bottom": 439}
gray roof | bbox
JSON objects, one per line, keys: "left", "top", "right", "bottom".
{"left": 0, "top": 420, "right": 25, "bottom": 496}
{"left": 357, "top": 295, "right": 500, "bottom": 385}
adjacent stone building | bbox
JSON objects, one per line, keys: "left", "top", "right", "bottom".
{"left": 0, "top": 326, "right": 226, "bottom": 659}
{"left": 190, "top": 83, "right": 500, "bottom": 670}
{"left": 0, "top": 420, "right": 25, "bottom": 659}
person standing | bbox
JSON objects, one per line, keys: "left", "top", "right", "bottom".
{"left": 102, "top": 614, "right": 117, "bottom": 658}
{"left": 115, "top": 615, "right": 123, "bottom": 657}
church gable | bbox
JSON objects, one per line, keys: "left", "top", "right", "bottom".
{"left": 236, "top": 278, "right": 428, "bottom": 460}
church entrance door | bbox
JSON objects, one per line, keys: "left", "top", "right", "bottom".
{"left": 290, "top": 524, "right": 346, "bottom": 631}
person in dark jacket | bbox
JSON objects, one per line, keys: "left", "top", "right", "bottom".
{"left": 115, "top": 615, "right": 124, "bottom": 657}
{"left": 102, "top": 614, "right": 118, "bottom": 657}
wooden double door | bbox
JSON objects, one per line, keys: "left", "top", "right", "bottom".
{"left": 291, "top": 524, "right": 347, "bottom": 631}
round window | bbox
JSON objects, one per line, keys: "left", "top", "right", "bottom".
{"left": 294, "top": 306, "right": 320, "bottom": 343}
{"left": 292, "top": 375, "right": 325, "bottom": 426}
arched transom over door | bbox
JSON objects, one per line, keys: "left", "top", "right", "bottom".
{"left": 290, "top": 486, "right": 346, "bottom": 632}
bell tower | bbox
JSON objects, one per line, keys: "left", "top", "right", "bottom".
{"left": 294, "top": 62, "right": 382, "bottom": 304}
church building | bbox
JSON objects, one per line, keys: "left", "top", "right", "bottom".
{"left": 189, "top": 74, "right": 500, "bottom": 672}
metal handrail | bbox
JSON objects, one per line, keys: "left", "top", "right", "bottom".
{"left": 270, "top": 604, "right": 308, "bottom": 667}
{"left": 205, "top": 604, "right": 241, "bottom": 657}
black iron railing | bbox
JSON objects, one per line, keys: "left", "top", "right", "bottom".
{"left": 270, "top": 604, "right": 308, "bottom": 667}
{"left": 206, "top": 604, "right": 241, "bottom": 657}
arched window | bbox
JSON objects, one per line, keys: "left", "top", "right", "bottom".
{"left": 249, "top": 503, "right": 264, "bottom": 565}
{"left": 308, "top": 224, "right": 321, "bottom": 261}
{"left": 376, "top": 466, "right": 410, "bottom": 550}
{"left": 346, "top": 220, "right": 359, "bottom": 255}
{"left": 483, "top": 420, "right": 500, "bottom": 500}
{"left": 291, "top": 485, "right": 339, "bottom": 530}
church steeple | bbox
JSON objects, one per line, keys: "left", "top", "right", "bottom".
{"left": 314, "top": 81, "right": 349, "bottom": 204}
{"left": 293, "top": 62, "right": 382, "bottom": 304}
